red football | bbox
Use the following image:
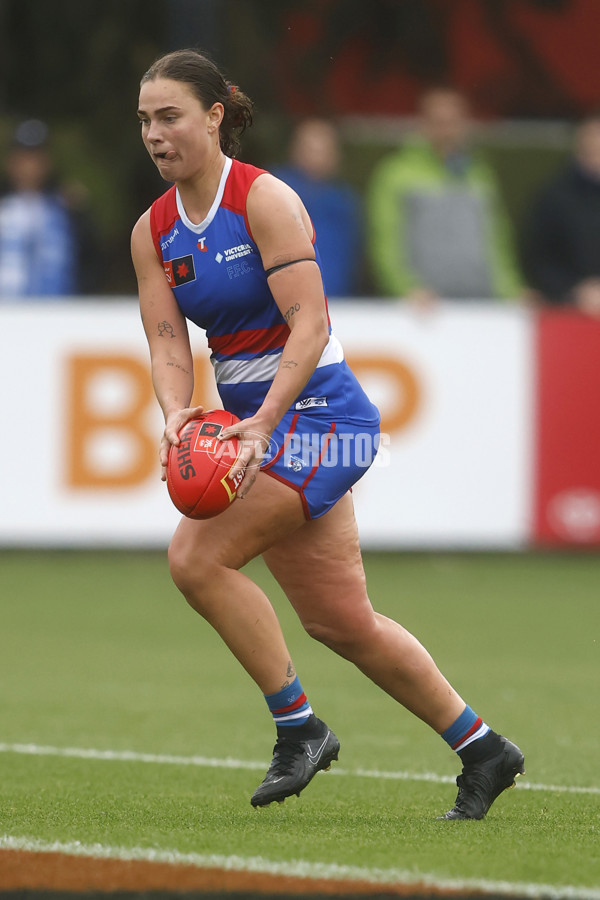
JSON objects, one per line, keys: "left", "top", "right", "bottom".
{"left": 166, "top": 409, "right": 243, "bottom": 519}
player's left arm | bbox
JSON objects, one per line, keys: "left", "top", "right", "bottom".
{"left": 219, "top": 174, "right": 330, "bottom": 493}
{"left": 251, "top": 174, "right": 330, "bottom": 427}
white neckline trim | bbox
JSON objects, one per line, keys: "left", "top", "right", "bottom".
{"left": 175, "top": 156, "right": 233, "bottom": 234}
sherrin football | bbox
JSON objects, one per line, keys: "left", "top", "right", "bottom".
{"left": 166, "top": 409, "right": 243, "bottom": 519}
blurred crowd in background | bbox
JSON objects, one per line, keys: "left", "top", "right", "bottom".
{"left": 0, "top": 0, "right": 599, "bottom": 315}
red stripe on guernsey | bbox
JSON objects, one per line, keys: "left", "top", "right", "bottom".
{"left": 208, "top": 323, "right": 290, "bottom": 357}
{"left": 451, "top": 717, "right": 483, "bottom": 750}
{"left": 149, "top": 185, "right": 178, "bottom": 262}
{"left": 271, "top": 692, "right": 308, "bottom": 715}
{"left": 221, "top": 159, "right": 268, "bottom": 240}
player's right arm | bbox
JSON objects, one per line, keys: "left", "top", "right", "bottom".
{"left": 131, "top": 210, "right": 203, "bottom": 474}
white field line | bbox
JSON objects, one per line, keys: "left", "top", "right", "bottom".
{"left": 1, "top": 741, "right": 599, "bottom": 796}
{"left": 1, "top": 834, "right": 599, "bottom": 900}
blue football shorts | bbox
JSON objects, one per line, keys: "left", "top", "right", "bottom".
{"left": 259, "top": 409, "right": 381, "bottom": 519}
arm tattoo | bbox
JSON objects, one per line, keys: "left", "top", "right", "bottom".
{"left": 158, "top": 320, "right": 176, "bottom": 338}
{"left": 282, "top": 359, "right": 298, "bottom": 369}
{"left": 166, "top": 362, "right": 191, "bottom": 375}
{"left": 284, "top": 303, "right": 301, "bottom": 323}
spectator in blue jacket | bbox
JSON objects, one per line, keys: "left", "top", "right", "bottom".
{"left": 273, "top": 118, "right": 362, "bottom": 298}
{"left": 0, "top": 119, "right": 101, "bottom": 299}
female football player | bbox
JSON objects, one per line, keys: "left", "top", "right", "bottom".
{"left": 131, "top": 48, "right": 524, "bottom": 818}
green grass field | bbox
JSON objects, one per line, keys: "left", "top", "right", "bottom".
{"left": 1, "top": 549, "right": 599, "bottom": 896}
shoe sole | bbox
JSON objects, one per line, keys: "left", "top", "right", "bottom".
{"left": 251, "top": 740, "right": 340, "bottom": 808}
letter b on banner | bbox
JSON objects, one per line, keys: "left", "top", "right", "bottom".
{"left": 66, "top": 354, "right": 157, "bottom": 488}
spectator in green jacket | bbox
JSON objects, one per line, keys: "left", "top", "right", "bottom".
{"left": 367, "top": 87, "right": 523, "bottom": 303}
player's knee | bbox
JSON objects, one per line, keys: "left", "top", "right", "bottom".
{"left": 302, "top": 611, "right": 376, "bottom": 657}
{"left": 168, "top": 537, "right": 216, "bottom": 608}
{"left": 302, "top": 619, "right": 338, "bottom": 648}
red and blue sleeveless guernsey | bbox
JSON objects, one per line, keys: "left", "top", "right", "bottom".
{"left": 149, "top": 156, "right": 379, "bottom": 429}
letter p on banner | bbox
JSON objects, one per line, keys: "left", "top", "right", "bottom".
{"left": 65, "top": 354, "right": 157, "bottom": 488}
